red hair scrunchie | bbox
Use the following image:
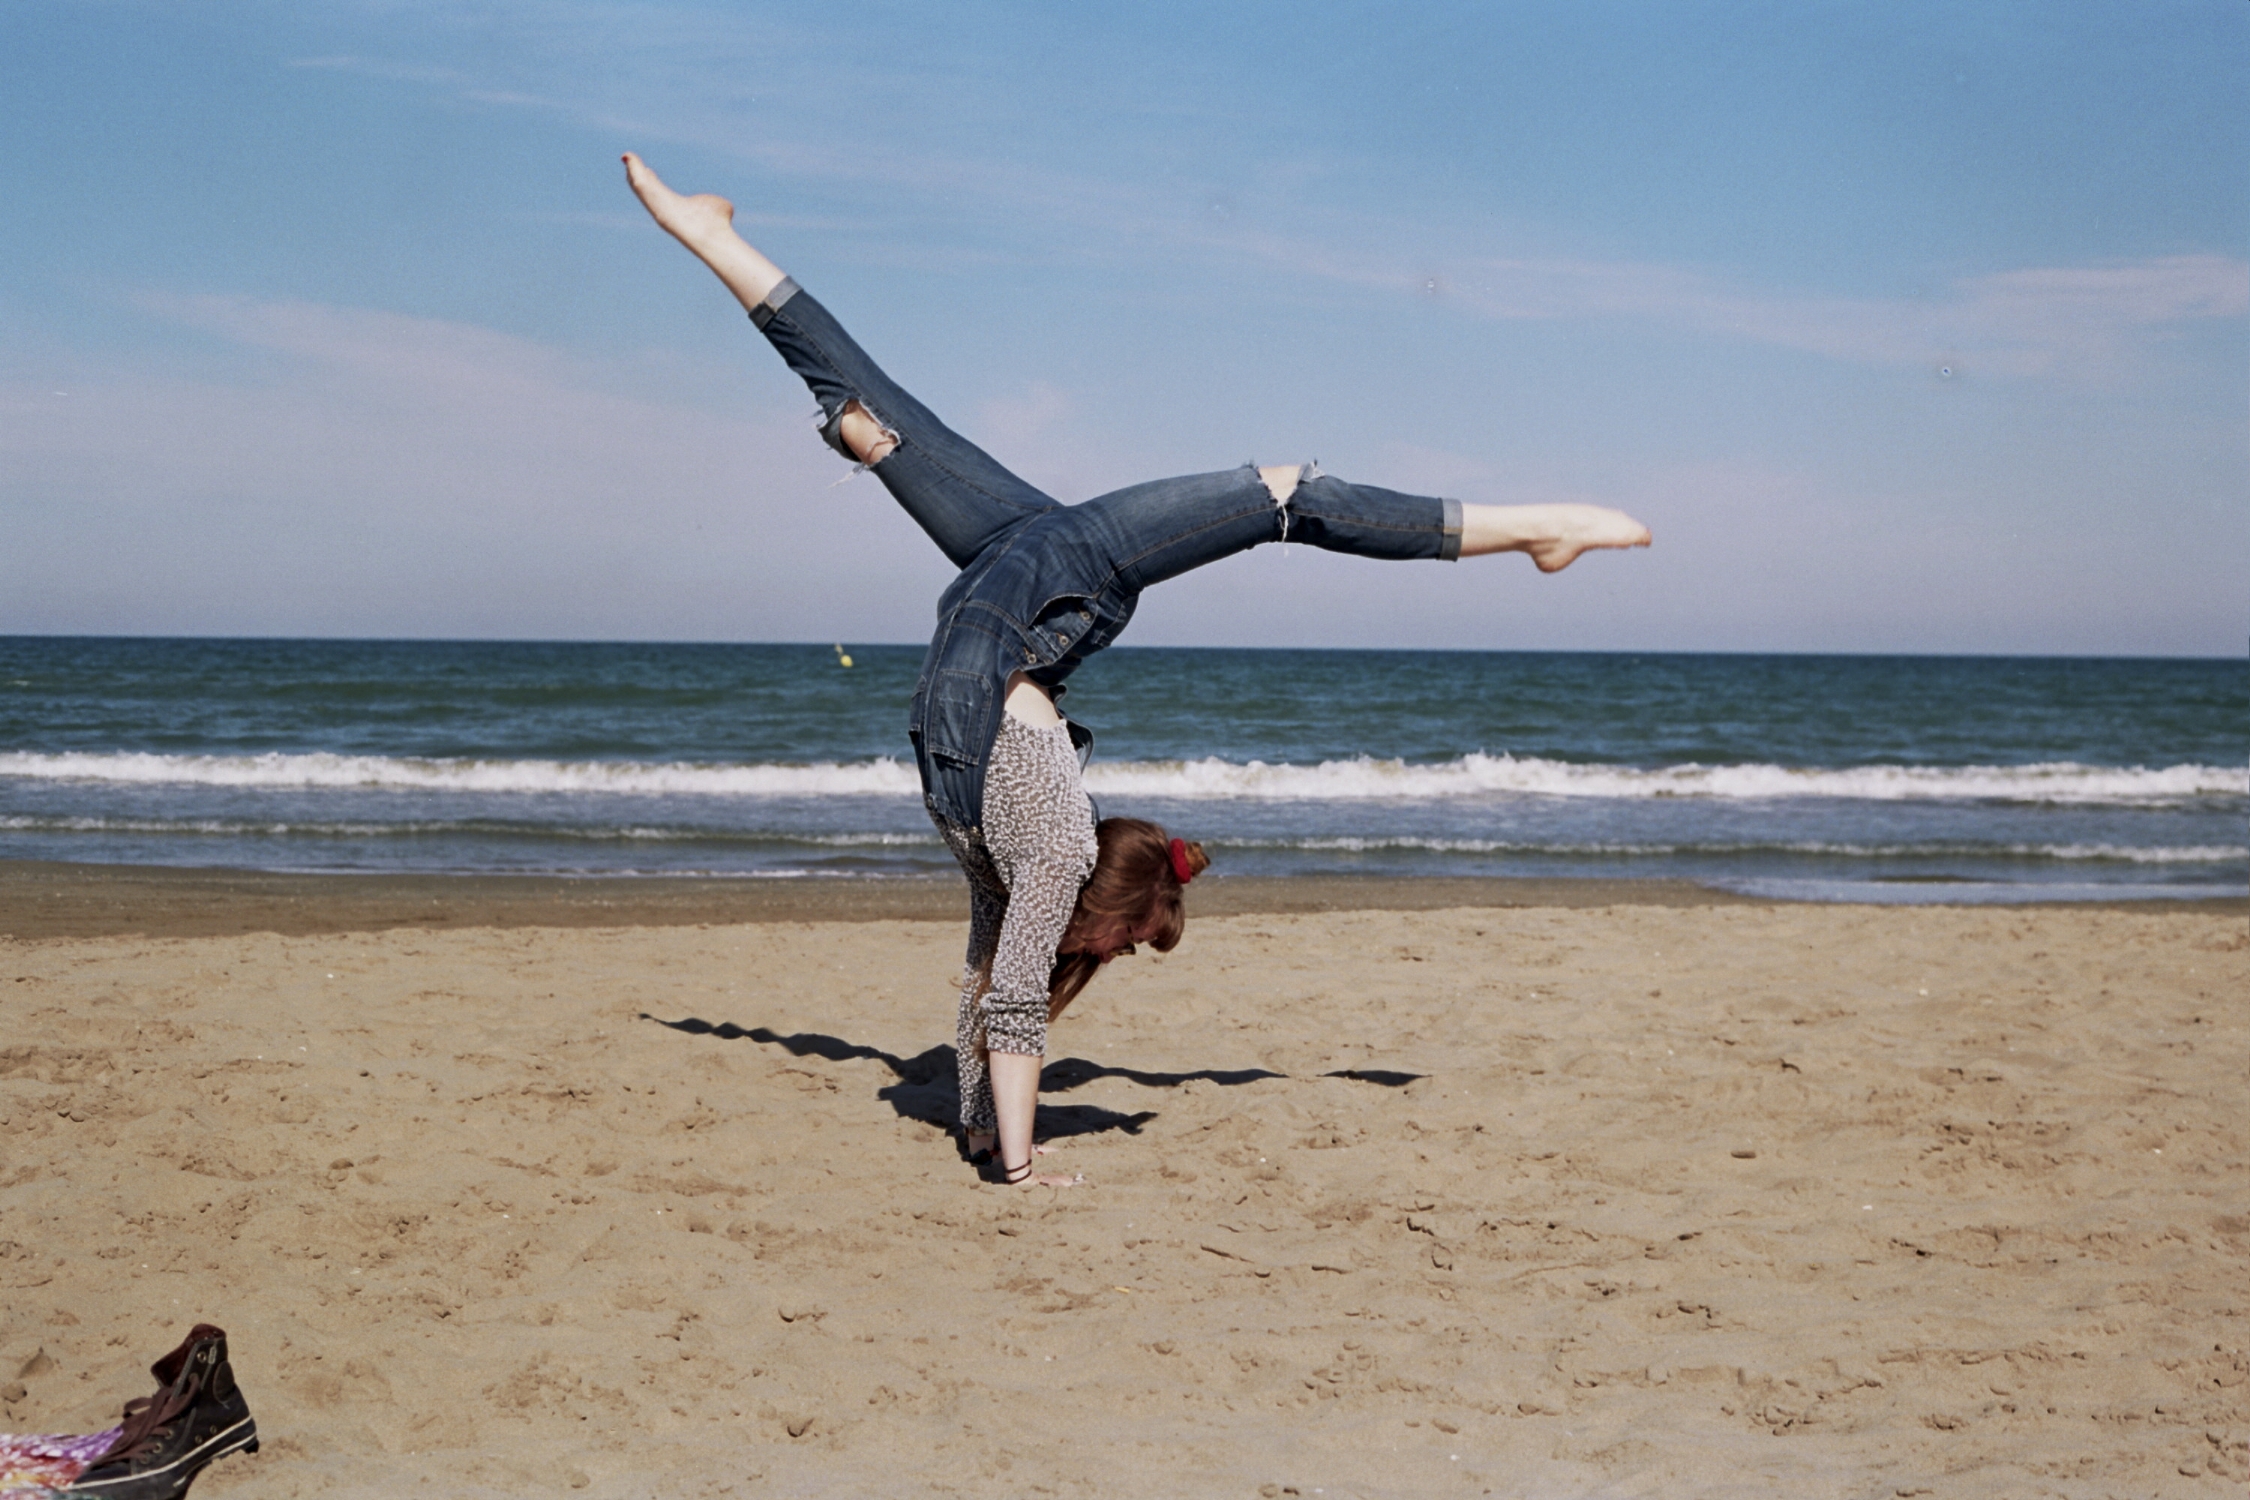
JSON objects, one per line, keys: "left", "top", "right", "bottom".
{"left": 1168, "top": 837, "right": 1196, "bottom": 885}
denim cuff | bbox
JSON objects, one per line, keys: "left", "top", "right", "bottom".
{"left": 1439, "top": 496, "right": 1464, "bottom": 561}
{"left": 748, "top": 276, "right": 800, "bottom": 330}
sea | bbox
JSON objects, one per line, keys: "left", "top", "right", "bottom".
{"left": 0, "top": 637, "right": 2242, "bottom": 904}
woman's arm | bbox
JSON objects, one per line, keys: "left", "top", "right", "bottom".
{"left": 977, "top": 853, "right": 1090, "bottom": 1187}
{"left": 986, "top": 1052, "right": 1075, "bottom": 1187}
{"left": 955, "top": 886, "right": 1004, "bottom": 1157}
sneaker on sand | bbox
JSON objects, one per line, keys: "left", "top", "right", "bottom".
{"left": 62, "top": 1324, "right": 258, "bottom": 1500}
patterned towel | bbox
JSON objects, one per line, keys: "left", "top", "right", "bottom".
{"left": 0, "top": 1429, "right": 122, "bottom": 1499}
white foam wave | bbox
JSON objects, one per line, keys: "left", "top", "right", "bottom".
{"left": 0, "top": 814, "right": 941, "bottom": 846}
{"left": 1217, "top": 835, "right": 2247, "bottom": 864}
{"left": 0, "top": 750, "right": 921, "bottom": 797}
{"left": 1087, "top": 754, "right": 2241, "bottom": 804}
{"left": 0, "top": 749, "right": 2239, "bottom": 804}
{"left": 2, "top": 815, "right": 2237, "bottom": 867}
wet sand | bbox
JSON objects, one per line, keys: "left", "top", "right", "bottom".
{"left": 1, "top": 871, "right": 2244, "bottom": 1497}
{"left": 0, "top": 861, "right": 1777, "bottom": 942}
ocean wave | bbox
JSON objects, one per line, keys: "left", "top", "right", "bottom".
{"left": 0, "top": 748, "right": 2239, "bottom": 804}
{"left": 0, "top": 750, "right": 923, "bottom": 797}
{"left": 1088, "top": 754, "right": 2244, "bottom": 803}
{"left": 0, "top": 814, "right": 941, "bottom": 847}
{"left": 1216, "top": 836, "right": 2248, "bottom": 864}
{"left": 2, "top": 814, "right": 2238, "bottom": 867}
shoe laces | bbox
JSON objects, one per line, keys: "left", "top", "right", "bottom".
{"left": 93, "top": 1326, "right": 225, "bottom": 1467}
{"left": 101, "top": 1380, "right": 197, "bottom": 1465}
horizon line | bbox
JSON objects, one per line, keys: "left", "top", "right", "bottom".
{"left": 2, "top": 633, "right": 2242, "bottom": 664}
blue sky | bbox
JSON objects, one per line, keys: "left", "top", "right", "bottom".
{"left": 3, "top": 1, "right": 2243, "bottom": 653}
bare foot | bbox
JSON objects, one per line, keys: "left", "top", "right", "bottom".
{"left": 1520, "top": 504, "right": 1653, "bottom": 572}
{"left": 623, "top": 153, "right": 734, "bottom": 249}
{"left": 622, "top": 152, "right": 789, "bottom": 312}
{"left": 1458, "top": 502, "right": 1652, "bottom": 571}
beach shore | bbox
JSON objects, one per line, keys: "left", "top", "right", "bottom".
{"left": 2, "top": 869, "right": 2244, "bottom": 1497}
{"left": 2, "top": 861, "right": 2238, "bottom": 943}
{"left": 0, "top": 861, "right": 1778, "bottom": 942}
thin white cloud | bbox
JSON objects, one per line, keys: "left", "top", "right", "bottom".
{"left": 1661, "top": 253, "right": 2247, "bottom": 376}
{"left": 1219, "top": 232, "right": 2247, "bottom": 378}
{"left": 308, "top": 28, "right": 2245, "bottom": 384}
{"left": 1, "top": 292, "right": 957, "bottom": 638}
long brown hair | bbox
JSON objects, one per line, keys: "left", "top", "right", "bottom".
{"left": 1047, "top": 817, "right": 1210, "bottom": 1016}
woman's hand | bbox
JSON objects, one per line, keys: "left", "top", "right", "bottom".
{"left": 1013, "top": 1139, "right": 1080, "bottom": 1186}
{"left": 967, "top": 1132, "right": 1071, "bottom": 1171}
{"left": 966, "top": 1132, "right": 1057, "bottom": 1158}
{"left": 966, "top": 1130, "right": 1077, "bottom": 1184}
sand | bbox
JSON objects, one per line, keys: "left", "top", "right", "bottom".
{"left": 0, "top": 863, "right": 1767, "bottom": 942}
{"left": 2, "top": 877, "right": 2245, "bottom": 1497}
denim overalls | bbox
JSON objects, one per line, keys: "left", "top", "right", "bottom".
{"left": 753, "top": 279, "right": 1465, "bottom": 830}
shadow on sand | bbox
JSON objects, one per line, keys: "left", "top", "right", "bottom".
{"left": 641, "top": 1015, "right": 1424, "bottom": 1150}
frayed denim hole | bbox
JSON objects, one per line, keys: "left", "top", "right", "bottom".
{"left": 817, "top": 405, "right": 854, "bottom": 460}
{"left": 1260, "top": 461, "right": 1317, "bottom": 545}
{"left": 819, "top": 400, "right": 902, "bottom": 474}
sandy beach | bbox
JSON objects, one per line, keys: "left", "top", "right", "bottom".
{"left": 2, "top": 870, "right": 2244, "bottom": 1498}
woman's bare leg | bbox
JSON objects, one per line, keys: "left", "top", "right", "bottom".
{"left": 622, "top": 152, "right": 895, "bottom": 463}
{"left": 1256, "top": 465, "right": 1649, "bottom": 573}
{"left": 622, "top": 153, "right": 787, "bottom": 312}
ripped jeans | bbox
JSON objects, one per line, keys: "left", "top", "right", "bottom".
{"left": 747, "top": 277, "right": 1472, "bottom": 1136}
{"left": 748, "top": 276, "right": 1468, "bottom": 831}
